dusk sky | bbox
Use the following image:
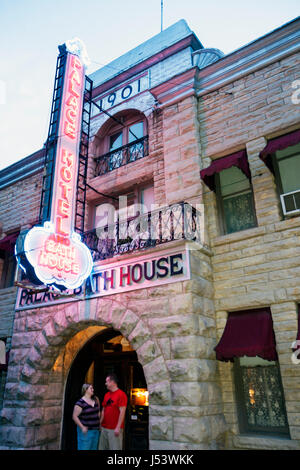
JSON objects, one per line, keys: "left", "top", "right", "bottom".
{"left": 0, "top": 0, "right": 299, "bottom": 170}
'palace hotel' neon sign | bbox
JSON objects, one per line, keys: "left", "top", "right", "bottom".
{"left": 19, "top": 41, "right": 93, "bottom": 290}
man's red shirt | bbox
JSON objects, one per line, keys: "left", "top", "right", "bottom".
{"left": 101, "top": 388, "right": 128, "bottom": 429}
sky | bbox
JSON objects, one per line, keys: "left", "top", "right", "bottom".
{"left": 0, "top": 0, "right": 299, "bottom": 171}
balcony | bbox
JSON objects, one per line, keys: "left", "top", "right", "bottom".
{"left": 94, "top": 136, "right": 149, "bottom": 177}
{"left": 83, "top": 202, "right": 201, "bottom": 262}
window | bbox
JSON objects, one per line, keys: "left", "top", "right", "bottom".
{"left": 95, "top": 111, "right": 148, "bottom": 176}
{"left": 259, "top": 130, "right": 300, "bottom": 216}
{"left": 94, "top": 184, "right": 154, "bottom": 230}
{"left": 109, "top": 131, "right": 123, "bottom": 151}
{"left": 0, "top": 340, "right": 6, "bottom": 367}
{"left": 0, "top": 232, "right": 18, "bottom": 289}
{"left": 215, "top": 308, "right": 289, "bottom": 435}
{"left": 139, "top": 185, "right": 155, "bottom": 214}
{"left": 272, "top": 143, "right": 300, "bottom": 216}
{"left": 0, "top": 339, "right": 8, "bottom": 409}
{"left": 0, "top": 252, "right": 16, "bottom": 288}
{"left": 216, "top": 166, "right": 257, "bottom": 234}
{"left": 108, "top": 120, "right": 146, "bottom": 171}
{"left": 199, "top": 150, "right": 256, "bottom": 235}
{"left": 234, "top": 356, "right": 290, "bottom": 437}
{"left": 215, "top": 307, "right": 290, "bottom": 437}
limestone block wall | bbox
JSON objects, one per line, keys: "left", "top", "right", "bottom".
{"left": 198, "top": 51, "right": 300, "bottom": 449}
{"left": 0, "top": 245, "right": 226, "bottom": 450}
{"left": 0, "top": 172, "right": 43, "bottom": 233}
{"left": 198, "top": 51, "right": 300, "bottom": 161}
{"left": 162, "top": 95, "right": 203, "bottom": 206}
{"left": 150, "top": 48, "right": 193, "bottom": 88}
{"left": 0, "top": 172, "right": 43, "bottom": 408}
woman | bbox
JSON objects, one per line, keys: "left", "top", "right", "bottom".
{"left": 72, "top": 383, "right": 100, "bottom": 450}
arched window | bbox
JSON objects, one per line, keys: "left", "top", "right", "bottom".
{"left": 95, "top": 110, "right": 148, "bottom": 176}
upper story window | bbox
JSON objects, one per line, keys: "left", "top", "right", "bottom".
{"left": 200, "top": 150, "right": 257, "bottom": 236}
{"left": 0, "top": 232, "right": 18, "bottom": 289}
{"left": 273, "top": 143, "right": 300, "bottom": 217}
{"left": 94, "top": 111, "right": 148, "bottom": 176}
{"left": 94, "top": 183, "right": 155, "bottom": 231}
{"left": 259, "top": 130, "right": 300, "bottom": 217}
{"left": 216, "top": 166, "right": 257, "bottom": 235}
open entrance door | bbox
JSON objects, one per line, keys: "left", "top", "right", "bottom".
{"left": 61, "top": 328, "right": 149, "bottom": 450}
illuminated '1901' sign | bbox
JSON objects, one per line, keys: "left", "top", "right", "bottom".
{"left": 21, "top": 46, "right": 93, "bottom": 290}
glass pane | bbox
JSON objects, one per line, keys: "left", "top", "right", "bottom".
{"left": 0, "top": 340, "right": 6, "bottom": 365}
{"left": 240, "top": 364, "right": 288, "bottom": 431}
{"left": 219, "top": 166, "right": 250, "bottom": 197}
{"left": 140, "top": 186, "right": 154, "bottom": 213}
{"left": 223, "top": 192, "right": 256, "bottom": 234}
{"left": 109, "top": 131, "right": 123, "bottom": 151}
{"left": 284, "top": 194, "right": 297, "bottom": 212}
{"left": 277, "top": 152, "right": 300, "bottom": 193}
{"left": 128, "top": 122, "right": 144, "bottom": 143}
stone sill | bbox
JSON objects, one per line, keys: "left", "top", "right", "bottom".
{"left": 274, "top": 215, "right": 300, "bottom": 233}
{"left": 212, "top": 226, "right": 266, "bottom": 247}
{"left": 212, "top": 215, "right": 300, "bottom": 248}
{"left": 233, "top": 434, "right": 300, "bottom": 450}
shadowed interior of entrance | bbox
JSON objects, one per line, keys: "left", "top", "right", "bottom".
{"left": 61, "top": 327, "right": 149, "bottom": 450}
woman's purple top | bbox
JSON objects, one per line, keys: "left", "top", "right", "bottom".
{"left": 75, "top": 397, "right": 100, "bottom": 430}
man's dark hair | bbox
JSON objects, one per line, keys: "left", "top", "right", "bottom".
{"left": 107, "top": 373, "right": 118, "bottom": 385}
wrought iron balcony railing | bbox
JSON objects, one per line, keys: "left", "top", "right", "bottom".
{"left": 94, "top": 136, "right": 149, "bottom": 176}
{"left": 82, "top": 202, "right": 201, "bottom": 262}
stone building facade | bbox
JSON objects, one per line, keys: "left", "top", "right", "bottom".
{"left": 0, "top": 18, "right": 300, "bottom": 450}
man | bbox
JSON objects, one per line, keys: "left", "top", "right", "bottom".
{"left": 99, "top": 373, "right": 128, "bottom": 450}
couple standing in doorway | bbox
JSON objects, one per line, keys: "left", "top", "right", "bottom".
{"left": 72, "top": 373, "right": 128, "bottom": 451}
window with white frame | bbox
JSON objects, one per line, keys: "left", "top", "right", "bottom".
{"left": 215, "top": 166, "right": 257, "bottom": 235}
{"left": 272, "top": 143, "right": 300, "bottom": 216}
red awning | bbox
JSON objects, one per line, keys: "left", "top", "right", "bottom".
{"left": 200, "top": 149, "right": 251, "bottom": 191}
{"left": 0, "top": 232, "right": 19, "bottom": 253}
{"left": 259, "top": 129, "right": 300, "bottom": 172}
{"left": 215, "top": 308, "right": 278, "bottom": 362}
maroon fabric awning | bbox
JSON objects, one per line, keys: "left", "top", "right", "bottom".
{"left": 200, "top": 149, "right": 251, "bottom": 191}
{"left": 0, "top": 232, "right": 19, "bottom": 253}
{"left": 215, "top": 308, "right": 278, "bottom": 362}
{"left": 259, "top": 129, "right": 300, "bottom": 172}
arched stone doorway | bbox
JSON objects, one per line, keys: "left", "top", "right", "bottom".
{"left": 1, "top": 298, "right": 172, "bottom": 450}
{"left": 61, "top": 327, "right": 149, "bottom": 450}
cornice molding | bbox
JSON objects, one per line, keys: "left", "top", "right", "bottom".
{"left": 150, "top": 18, "right": 300, "bottom": 108}
{"left": 0, "top": 149, "right": 45, "bottom": 190}
{"left": 196, "top": 17, "right": 300, "bottom": 96}
{"left": 150, "top": 67, "right": 198, "bottom": 105}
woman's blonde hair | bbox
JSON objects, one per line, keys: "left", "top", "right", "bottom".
{"left": 81, "top": 383, "right": 92, "bottom": 396}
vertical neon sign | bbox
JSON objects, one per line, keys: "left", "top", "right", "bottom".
{"left": 22, "top": 43, "right": 93, "bottom": 290}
